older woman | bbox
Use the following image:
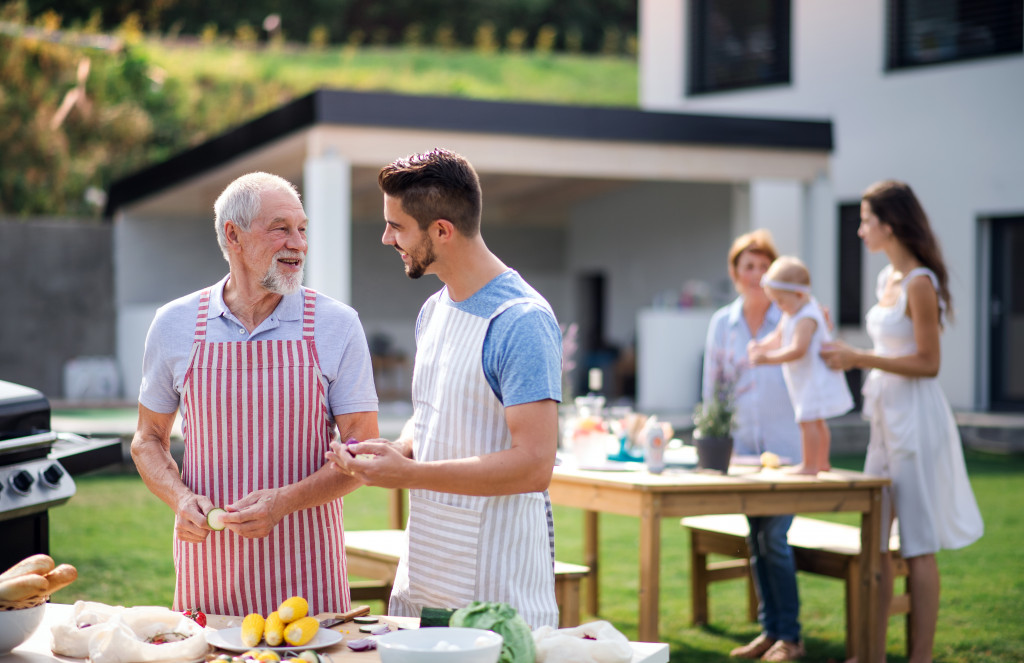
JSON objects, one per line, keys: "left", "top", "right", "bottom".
{"left": 701, "top": 229, "right": 804, "bottom": 661}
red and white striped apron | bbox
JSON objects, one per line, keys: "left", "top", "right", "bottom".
{"left": 172, "top": 287, "right": 350, "bottom": 617}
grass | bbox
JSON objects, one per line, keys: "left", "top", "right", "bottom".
{"left": 132, "top": 40, "right": 639, "bottom": 141}
{"left": 139, "top": 41, "right": 638, "bottom": 107}
{"left": 48, "top": 450, "right": 1024, "bottom": 662}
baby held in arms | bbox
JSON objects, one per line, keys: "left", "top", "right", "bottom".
{"left": 747, "top": 256, "right": 853, "bottom": 474}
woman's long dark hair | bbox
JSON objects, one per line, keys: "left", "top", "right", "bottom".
{"left": 863, "top": 180, "right": 953, "bottom": 321}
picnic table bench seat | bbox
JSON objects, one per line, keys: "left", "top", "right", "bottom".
{"left": 344, "top": 528, "right": 589, "bottom": 628}
{"left": 681, "top": 514, "right": 912, "bottom": 658}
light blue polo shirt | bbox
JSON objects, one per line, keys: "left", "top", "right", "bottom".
{"left": 417, "top": 270, "right": 563, "bottom": 407}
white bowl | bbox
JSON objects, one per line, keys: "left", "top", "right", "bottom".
{"left": 0, "top": 604, "right": 46, "bottom": 654}
{"left": 377, "top": 627, "right": 503, "bottom": 663}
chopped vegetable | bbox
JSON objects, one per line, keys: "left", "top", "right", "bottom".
{"left": 183, "top": 607, "right": 207, "bottom": 627}
{"left": 419, "top": 606, "right": 455, "bottom": 627}
{"left": 207, "top": 508, "right": 228, "bottom": 531}
{"left": 346, "top": 637, "right": 377, "bottom": 651}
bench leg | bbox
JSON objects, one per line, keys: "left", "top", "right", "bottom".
{"left": 556, "top": 577, "right": 581, "bottom": 628}
{"left": 584, "top": 510, "right": 599, "bottom": 616}
{"left": 746, "top": 566, "right": 758, "bottom": 624}
{"left": 690, "top": 532, "right": 710, "bottom": 625}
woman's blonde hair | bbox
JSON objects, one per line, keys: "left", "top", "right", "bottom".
{"left": 727, "top": 229, "right": 779, "bottom": 284}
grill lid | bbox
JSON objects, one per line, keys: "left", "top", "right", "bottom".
{"left": 0, "top": 380, "right": 50, "bottom": 442}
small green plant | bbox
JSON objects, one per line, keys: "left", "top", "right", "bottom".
{"left": 692, "top": 349, "right": 745, "bottom": 439}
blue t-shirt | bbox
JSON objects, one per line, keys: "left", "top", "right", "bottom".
{"left": 417, "top": 270, "right": 563, "bottom": 407}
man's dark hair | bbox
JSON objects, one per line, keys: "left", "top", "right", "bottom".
{"left": 378, "top": 148, "right": 482, "bottom": 236}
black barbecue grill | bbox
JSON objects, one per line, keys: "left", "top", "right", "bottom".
{"left": 0, "top": 379, "right": 122, "bottom": 570}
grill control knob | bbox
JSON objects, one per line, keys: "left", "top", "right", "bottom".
{"left": 11, "top": 469, "right": 34, "bottom": 494}
{"left": 42, "top": 463, "right": 65, "bottom": 487}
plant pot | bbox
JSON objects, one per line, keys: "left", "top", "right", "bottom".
{"left": 695, "top": 436, "right": 733, "bottom": 473}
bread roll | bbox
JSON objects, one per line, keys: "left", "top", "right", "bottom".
{"left": 0, "top": 573, "right": 49, "bottom": 602}
{"left": 44, "top": 564, "right": 78, "bottom": 594}
{"left": 0, "top": 554, "right": 55, "bottom": 581}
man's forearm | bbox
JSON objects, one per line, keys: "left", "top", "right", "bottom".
{"left": 130, "top": 435, "right": 191, "bottom": 512}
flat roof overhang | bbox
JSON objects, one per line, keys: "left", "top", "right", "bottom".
{"left": 105, "top": 88, "right": 833, "bottom": 220}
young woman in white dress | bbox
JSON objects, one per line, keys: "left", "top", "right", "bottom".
{"left": 820, "top": 180, "right": 983, "bottom": 663}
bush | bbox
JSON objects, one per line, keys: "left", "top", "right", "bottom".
{"left": 309, "top": 24, "right": 329, "bottom": 50}
{"left": 535, "top": 24, "right": 556, "bottom": 53}
{"left": 474, "top": 21, "right": 498, "bottom": 54}
{"left": 505, "top": 27, "right": 527, "bottom": 52}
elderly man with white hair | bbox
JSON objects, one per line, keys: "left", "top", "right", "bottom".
{"left": 131, "top": 172, "right": 378, "bottom": 617}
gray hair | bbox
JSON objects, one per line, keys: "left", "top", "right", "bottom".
{"left": 214, "top": 172, "right": 301, "bottom": 261}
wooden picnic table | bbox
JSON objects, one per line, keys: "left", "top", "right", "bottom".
{"left": 547, "top": 464, "right": 890, "bottom": 662}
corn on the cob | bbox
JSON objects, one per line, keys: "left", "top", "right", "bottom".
{"left": 240, "top": 613, "right": 266, "bottom": 647}
{"left": 264, "top": 611, "right": 285, "bottom": 646}
{"left": 283, "top": 616, "right": 319, "bottom": 646}
{"left": 277, "top": 595, "right": 308, "bottom": 623}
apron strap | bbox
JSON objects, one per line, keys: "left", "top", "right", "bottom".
{"left": 193, "top": 289, "right": 211, "bottom": 342}
{"left": 302, "top": 288, "right": 317, "bottom": 341}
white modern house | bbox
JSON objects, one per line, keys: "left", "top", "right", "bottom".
{"left": 106, "top": 91, "right": 833, "bottom": 413}
{"left": 106, "top": 0, "right": 1023, "bottom": 414}
{"left": 639, "top": 0, "right": 1024, "bottom": 411}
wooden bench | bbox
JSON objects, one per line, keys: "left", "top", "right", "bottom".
{"left": 344, "top": 529, "right": 590, "bottom": 628}
{"left": 681, "top": 514, "right": 912, "bottom": 658}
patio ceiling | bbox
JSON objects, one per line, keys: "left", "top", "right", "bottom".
{"left": 108, "top": 89, "right": 832, "bottom": 226}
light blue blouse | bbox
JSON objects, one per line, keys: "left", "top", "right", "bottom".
{"left": 701, "top": 297, "right": 801, "bottom": 460}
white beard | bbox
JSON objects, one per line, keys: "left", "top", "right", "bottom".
{"left": 260, "top": 252, "right": 304, "bottom": 294}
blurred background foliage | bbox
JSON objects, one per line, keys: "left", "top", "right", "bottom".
{"left": 0, "top": 0, "right": 638, "bottom": 217}
{"left": 19, "top": 0, "right": 637, "bottom": 53}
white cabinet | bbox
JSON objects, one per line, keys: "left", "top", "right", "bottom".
{"left": 637, "top": 308, "right": 715, "bottom": 414}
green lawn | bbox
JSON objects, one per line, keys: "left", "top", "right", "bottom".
{"left": 49, "top": 451, "right": 1024, "bottom": 662}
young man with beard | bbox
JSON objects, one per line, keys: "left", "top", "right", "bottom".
{"left": 325, "top": 148, "right": 563, "bottom": 628}
{"left": 131, "top": 172, "right": 378, "bottom": 617}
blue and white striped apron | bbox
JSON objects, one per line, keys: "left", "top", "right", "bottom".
{"left": 388, "top": 293, "right": 559, "bottom": 628}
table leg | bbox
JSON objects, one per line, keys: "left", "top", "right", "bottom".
{"left": 638, "top": 494, "right": 662, "bottom": 642}
{"left": 388, "top": 488, "right": 406, "bottom": 530}
{"left": 857, "top": 487, "right": 884, "bottom": 663}
{"left": 584, "top": 510, "right": 599, "bottom": 616}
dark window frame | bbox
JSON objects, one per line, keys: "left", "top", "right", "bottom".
{"left": 886, "top": 0, "right": 1024, "bottom": 71}
{"left": 687, "top": 0, "right": 792, "bottom": 96}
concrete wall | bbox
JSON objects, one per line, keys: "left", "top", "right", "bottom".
{"left": 638, "top": 0, "right": 1024, "bottom": 408}
{"left": 0, "top": 219, "right": 115, "bottom": 401}
{"left": 567, "top": 181, "right": 735, "bottom": 348}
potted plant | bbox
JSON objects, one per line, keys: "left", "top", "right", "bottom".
{"left": 692, "top": 352, "right": 744, "bottom": 473}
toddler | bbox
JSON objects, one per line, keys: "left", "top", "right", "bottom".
{"left": 748, "top": 256, "right": 853, "bottom": 474}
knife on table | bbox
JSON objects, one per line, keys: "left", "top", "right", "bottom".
{"left": 319, "top": 605, "right": 371, "bottom": 629}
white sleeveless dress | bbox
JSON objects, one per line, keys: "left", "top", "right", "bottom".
{"left": 862, "top": 266, "right": 984, "bottom": 557}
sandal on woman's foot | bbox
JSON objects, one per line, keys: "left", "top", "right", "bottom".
{"left": 730, "top": 634, "right": 777, "bottom": 659}
{"left": 761, "top": 640, "right": 805, "bottom": 661}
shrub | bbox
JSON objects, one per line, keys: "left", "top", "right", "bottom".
{"left": 474, "top": 21, "right": 498, "bottom": 54}
{"left": 309, "top": 24, "right": 329, "bottom": 50}
{"left": 534, "top": 24, "right": 556, "bottom": 54}
{"left": 505, "top": 27, "right": 527, "bottom": 52}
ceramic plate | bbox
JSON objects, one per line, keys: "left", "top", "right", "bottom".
{"left": 206, "top": 627, "right": 343, "bottom": 653}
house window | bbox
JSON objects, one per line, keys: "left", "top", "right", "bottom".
{"left": 688, "top": 0, "right": 791, "bottom": 94}
{"left": 837, "top": 202, "right": 863, "bottom": 327}
{"left": 887, "top": 0, "right": 1023, "bottom": 69}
